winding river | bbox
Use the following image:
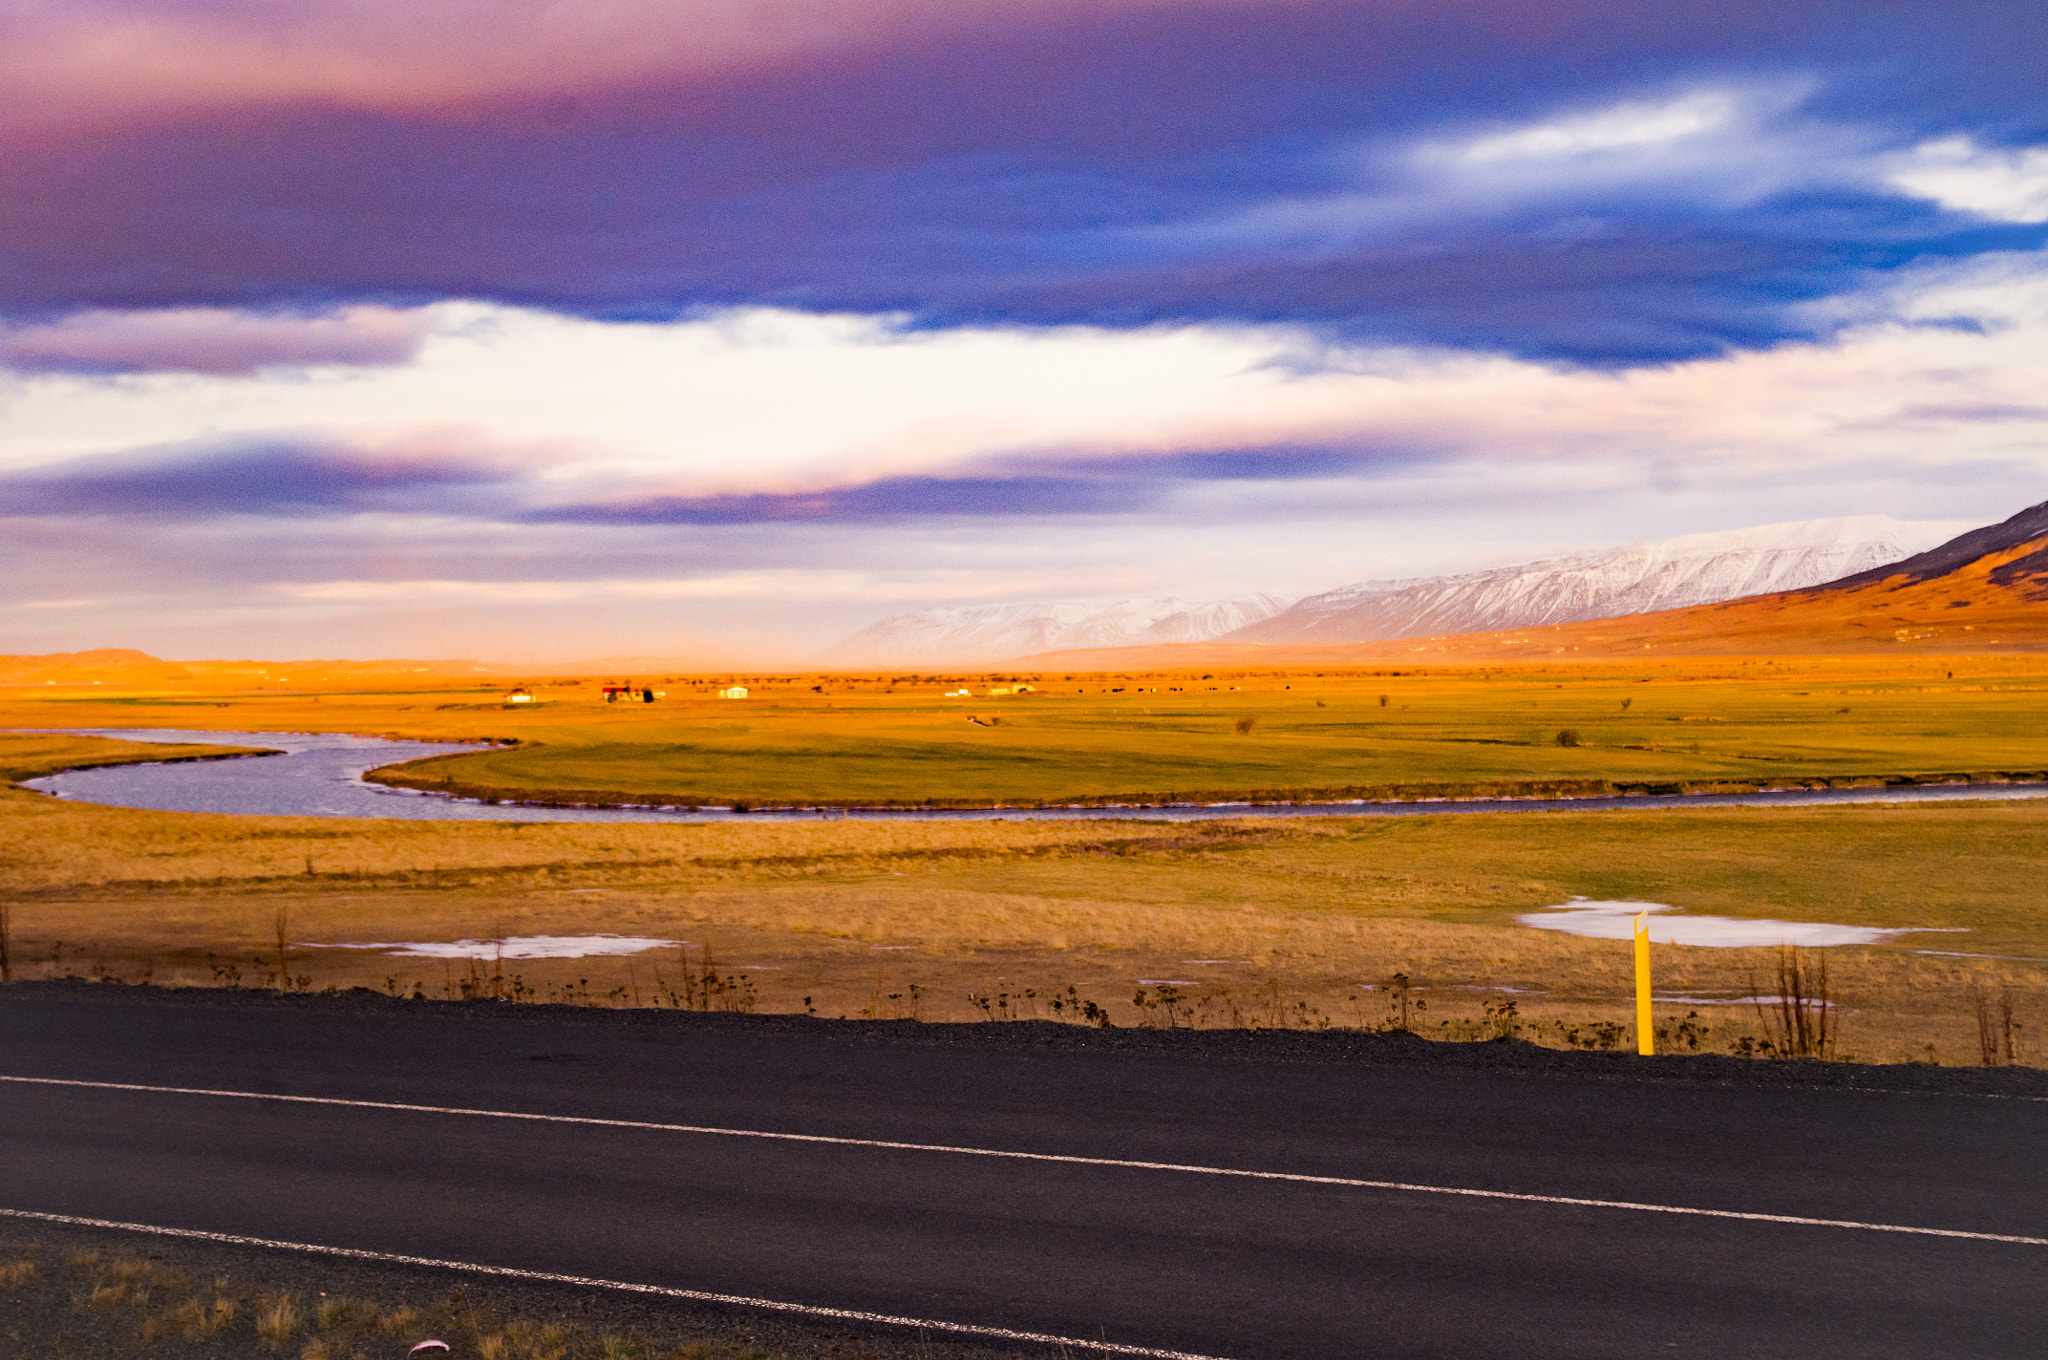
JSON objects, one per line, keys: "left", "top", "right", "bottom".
{"left": 15, "top": 726, "right": 2048, "bottom": 823}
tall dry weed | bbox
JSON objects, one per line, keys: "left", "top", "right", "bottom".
{"left": 1974, "top": 986, "right": 2018, "bottom": 1066}
{"left": 1752, "top": 946, "right": 1837, "bottom": 1059}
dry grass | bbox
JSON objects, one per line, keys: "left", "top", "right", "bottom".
{"left": 313, "top": 1293, "right": 373, "bottom": 1330}
{"left": 373, "top": 1304, "right": 423, "bottom": 1336}
{"left": 8, "top": 657, "right": 2048, "bottom": 1064}
{"left": 7, "top": 775, "right": 2048, "bottom": 1060}
{"left": 256, "top": 1293, "right": 304, "bottom": 1346}
{"left": 8, "top": 1237, "right": 768, "bottom": 1358}
{"left": 140, "top": 1295, "right": 239, "bottom": 1342}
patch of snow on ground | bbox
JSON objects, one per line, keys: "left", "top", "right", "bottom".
{"left": 1655, "top": 992, "right": 1843, "bottom": 1007}
{"left": 315, "top": 934, "right": 686, "bottom": 959}
{"left": 1517, "top": 899, "right": 1959, "bottom": 948}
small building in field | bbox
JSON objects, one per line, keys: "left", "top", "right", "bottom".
{"left": 504, "top": 688, "right": 534, "bottom": 704}
{"left": 720, "top": 685, "right": 749, "bottom": 699}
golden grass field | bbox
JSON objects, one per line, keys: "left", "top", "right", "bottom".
{"left": 4, "top": 659, "right": 2048, "bottom": 1065}
{"left": 11, "top": 653, "right": 2048, "bottom": 809}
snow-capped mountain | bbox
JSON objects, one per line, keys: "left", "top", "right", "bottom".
{"left": 821, "top": 594, "right": 1291, "bottom": 667}
{"left": 1224, "top": 516, "right": 1969, "bottom": 645}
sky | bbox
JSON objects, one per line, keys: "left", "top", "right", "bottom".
{"left": 2, "top": 0, "right": 2045, "bottom": 665}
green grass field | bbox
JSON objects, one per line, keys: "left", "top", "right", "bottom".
{"left": 361, "top": 659, "right": 2048, "bottom": 807}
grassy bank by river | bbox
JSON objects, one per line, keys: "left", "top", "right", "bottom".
{"left": 0, "top": 733, "right": 272, "bottom": 784}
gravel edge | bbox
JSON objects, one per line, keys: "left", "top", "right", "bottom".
{"left": 6, "top": 978, "right": 2044, "bottom": 1098}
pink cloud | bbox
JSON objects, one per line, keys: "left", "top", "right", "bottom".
{"left": 0, "top": 305, "right": 431, "bottom": 375}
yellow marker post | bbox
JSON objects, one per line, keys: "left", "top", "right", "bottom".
{"left": 1634, "top": 912, "right": 1654, "bottom": 1056}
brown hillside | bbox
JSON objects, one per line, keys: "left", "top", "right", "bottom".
{"left": 1014, "top": 507, "right": 2048, "bottom": 669}
{"left": 0, "top": 648, "right": 193, "bottom": 684}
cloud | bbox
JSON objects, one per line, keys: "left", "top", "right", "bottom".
{"left": 3, "top": 245, "right": 2047, "bottom": 662}
{"left": 525, "top": 442, "right": 1410, "bottom": 525}
{"left": 527, "top": 474, "right": 1156, "bottom": 525}
{"left": 0, "top": 305, "right": 431, "bottom": 375}
{"left": 1452, "top": 90, "right": 1743, "bottom": 164}
{"left": 1, "top": 1, "right": 2044, "bottom": 365}
{"left": 1883, "top": 402, "right": 2048, "bottom": 424}
{"left": 0, "top": 430, "right": 525, "bottom": 519}
{"left": 276, "top": 568, "right": 1109, "bottom": 604}
{"left": 1891, "top": 137, "right": 2048, "bottom": 224}
{"left": 0, "top": 423, "right": 1400, "bottom": 528}
{"left": 6, "top": 241, "right": 2047, "bottom": 538}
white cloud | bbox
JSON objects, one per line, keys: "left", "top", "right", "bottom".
{"left": 1890, "top": 137, "right": 2048, "bottom": 224}
{"left": 0, "top": 304, "right": 1327, "bottom": 489}
{"left": 1454, "top": 91, "right": 1739, "bottom": 163}
{"left": 1115, "top": 81, "right": 1847, "bottom": 262}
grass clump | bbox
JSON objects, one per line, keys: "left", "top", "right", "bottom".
{"left": 140, "top": 1295, "right": 238, "bottom": 1342}
{"left": 0, "top": 1247, "right": 40, "bottom": 1287}
{"left": 373, "top": 1303, "right": 423, "bottom": 1335}
{"left": 313, "top": 1293, "right": 373, "bottom": 1330}
{"left": 255, "top": 1293, "right": 304, "bottom": 1347}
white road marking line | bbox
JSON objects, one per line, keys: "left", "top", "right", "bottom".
{"left": 0, "top": 1207, "right": 1230, "bottom": 1360}
{"left": 4, "top": 1074, "right": 2042, "bottom": 1246}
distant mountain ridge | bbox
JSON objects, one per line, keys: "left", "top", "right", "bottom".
{"left": 0, "top": 648, "right": 192, "bottom": 683}
{"left": 820, "top": 515, "right": 1966, "bottom": 666}
{"left": 1814, "top": 501, "right": 2048, "bottom": 595}
{"left": 1224, "top": 516, "right": 1965, "bottom": 646}
{"left": 1005, "top": 499, "right": 2048, "bottom": 666}
{"left": 819, "top": 594, "right": 1291, "bottom": 667}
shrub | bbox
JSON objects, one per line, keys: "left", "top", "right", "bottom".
{"left": 1554, "top": 729, "right": 1581, "bottom": 747}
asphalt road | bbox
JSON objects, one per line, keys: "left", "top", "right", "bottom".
{"left": 2, "top": 989, "right": 2044, "bottom": 1359}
